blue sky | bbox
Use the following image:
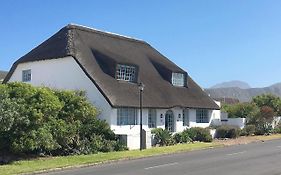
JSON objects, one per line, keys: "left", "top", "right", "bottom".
{"left": 1, "top": 1, "right": 281, "bottom": 88}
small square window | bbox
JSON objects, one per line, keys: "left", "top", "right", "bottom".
{"left": 172, "top": 73, "right": 185, "bottom": 87}
{"left": 22, "top": 69, "right": 31, "bottom": 82}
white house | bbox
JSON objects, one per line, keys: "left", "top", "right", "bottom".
{"left": 4, "top": 24, "right": 221, "bottom": 149}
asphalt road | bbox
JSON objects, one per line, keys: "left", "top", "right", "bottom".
{"left": 45, "top": 139, "right": 281, "bottom": 175}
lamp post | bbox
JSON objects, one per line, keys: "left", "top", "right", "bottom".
{"left": 138, "top": 82, "right": 145, "bottom": 150}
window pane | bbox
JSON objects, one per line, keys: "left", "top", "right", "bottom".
{"left": 183, "top": 109, "right": 189, "bottom": 126}
{"left": 117, "top": 108, "right": 137, "bottom": 125}
{"left": 148, "top": 109, "right": 157, "bottom": 128}
{"left": 196, "top": 109, "right": 209, "bottom": 123}
{"left": 22, "top": 69, "right": 31, "bottom": 82}
{"left": 172, "top": 73, "right": 184, "bottom": 86}
{"left": 116, "top": 64, "right": 136, "bottom": 82}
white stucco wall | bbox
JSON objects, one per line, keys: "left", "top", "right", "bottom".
{"left": 8, "top": 56, "right": 112, "bottom": 123}
{"left": 226, "top": 118, "right": 246, "bottom": 129}
{"left": 111, "top": 106, "right": 221, "bottom": 136}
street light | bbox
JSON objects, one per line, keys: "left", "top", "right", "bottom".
{"left": 138, "top": 82, "right": 145, "bottom": 150}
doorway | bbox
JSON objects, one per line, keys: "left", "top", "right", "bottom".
{"left": 165, "top": 110, "right": 175, "bottom": 132}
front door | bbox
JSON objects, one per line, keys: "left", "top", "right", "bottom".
{"left": 165, "top": 110, "right": 174, "bottom": 132}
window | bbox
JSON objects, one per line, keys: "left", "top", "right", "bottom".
{"left": 116, "top": 64, "right": 136, "bottom": 82}
{"left": 183, "top": 109, "right": 189, "bottom": 126}
{"left": 148, "top": 109, "right": 157, "bottom": 128}
{"left": 172, "top": 73, "right": 185, "bottom": 87}
{"left": 196, "top": 109, "right": 209, "bottom": 123}
{"left": 22, "top": 69, "right": 31, "bottom": 82}
{"left": 117, "top": 108, "right": 137, "bottom": 125}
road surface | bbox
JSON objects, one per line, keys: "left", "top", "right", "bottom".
{"left": 45, "top": 139, "right": 281, "bottom": 175}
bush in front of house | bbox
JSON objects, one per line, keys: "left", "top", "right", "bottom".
{"left": 240, "top": 125, "right": 256, "bottom": 136}
{"left": 215, "top": 125, "right": 241, "bottom": 139}
{"left": 0, "top": 82, "right": 127, "bottom": 157}
{"left": 152, "top": 127, "right": 210, "bottom": 147}
{"left": 172, "top": 131, "right": 191, "bottom": 144}
{"left": 151, "top": 128, "right": 173, "bottom": 146}
{"left": 185, "top": 127, "right": 212, "bottom": 142}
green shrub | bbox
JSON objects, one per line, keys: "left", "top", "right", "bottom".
{"left": 172, "top": 133, "right": 182, "bottom": 144}
{"left": 180, "top": 131, "right": 191, "bottom": 143}
{"left": 240, "top": 125, "right": 256, "bottom": 136}
{"left": 0, "top": 82, "right": 127, "bottom": 156}
{"left": 172, "top": 131, "right": 191, "bottom": 144}
{"left": 185, "top": 127, "right": 212, "bottom": 142}
{"left": 216, "top": 125, "right": 241, "bottom": 139}
{"left": 254, "top": 124, "right": 273, "bottom": 135}
{"left": 151, "top": 128, "right": 173, "bottom": 146}
{"left": 273, "top": 123, "right": 281, "bottom": 134}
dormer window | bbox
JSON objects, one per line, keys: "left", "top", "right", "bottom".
{"left": 116, "top": 64, "right": 136, "bottom": 82}
{"left": 172, "top": 72, "right": 185, "bottom": 87}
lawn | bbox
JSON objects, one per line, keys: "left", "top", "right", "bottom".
{"left": 0, "top": 142, "right": 220, "bottom": 175}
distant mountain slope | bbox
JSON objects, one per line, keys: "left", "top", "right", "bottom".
{"left": 0, "top": 70, "right": 8, "bottom": 81}
{"left": 211, "top": 80, "right": 251, "bottom": 89}
{"left": 206, "top": 82, "right": 281, "bottom": 102}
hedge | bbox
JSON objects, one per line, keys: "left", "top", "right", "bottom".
{"left": 215, "top": 125, "right": 240, "bottom": 139}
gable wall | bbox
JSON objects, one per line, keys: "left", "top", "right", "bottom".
{"left": 8, "top": 56, "right": 112, "bottom": 123}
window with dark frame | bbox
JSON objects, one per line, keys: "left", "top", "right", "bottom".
{"left": 148, "top": 109, "right": 157, "bottom": 128}
{"left": 22, "top": 69, "right": 31, "bottom": 82}
{"left": 183, "top": 109, "right": 189, "bottom": 126}
{"left": 196, "top": 109, "right": 209, "bottom": 123}
{"left": 117, "top": 108, "right": 138, "bottom": 125}
{"left": 116, "top": 64, "right": 136, "bottom": 82}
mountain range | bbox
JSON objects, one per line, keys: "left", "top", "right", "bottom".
{"left": 205, "top": 81, "right": 281, "bottom": 102}
{"left": 0, "top": 70, "right": 8, "bottom": 81}
{"left": 211, "top": 80, "right": 251, "bottom": 89}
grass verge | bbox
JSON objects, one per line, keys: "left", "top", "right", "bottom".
{"left": 253, "top": 134, "right": 281, "bottom": 141}
{"left": 0, "top": 142, "right": 220, "bottom": 175}
{"left": 214, "top": 134, "right": 281, "bottom": 146}
{"left": 2, "top": 134, "right": 281, "bottom": 175}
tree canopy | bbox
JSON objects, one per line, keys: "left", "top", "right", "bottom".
{"left": 222, "top": 94, "right": 281, "bottom": 135}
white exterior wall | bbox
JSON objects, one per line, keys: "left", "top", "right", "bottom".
{"left": 8, "top": 56, "right": 112, "bottom": 123}
{"left": 110, "top": 106, "right": 221, "bottom": 149}
{"left": 226, "top": 118, "right": 246, "bottom": 129}
{"left": 273, "top": 116, "right": 281, "bottom": 128}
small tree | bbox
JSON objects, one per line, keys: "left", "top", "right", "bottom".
{"left": 222, "top": 103, "right": 259, "bottom": 120}
{"left": 252, "top": 106, "right": 275, "bottom": 135}
{"left": 252, "top": 94, "right": 281, "bottom": 116}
